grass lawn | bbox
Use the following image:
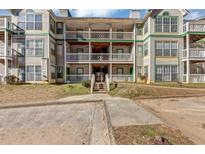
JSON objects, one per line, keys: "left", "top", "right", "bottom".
{"left": 109, "top": 83, "right": 205, "bottom": 99}
{"left": 0, "top": 84, "right": 89, "bottom": 105}
{"left": 113, "top": 124, "right": 194, "bottom": 145}
{"left": 151, "top": 82, "right": 205, "bottom": 88}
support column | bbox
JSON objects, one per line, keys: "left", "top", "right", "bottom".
{"left": 89, "top": 26, "right": 91, "bottom": 79}
{"left": 4, "top": 30, "right": 8, "bottom": 78}
{"left": 110, "top": 63, "right": 112, "bottom": 82}
{"left": 133, "top": 23, "right": 136, "bottom": 82}
{"left": 186, "top": 34, "right": 190, "bottom": 83}
{"left": 109, "top": 25, "right": 112, "bottom": 81}
{"left": 63, "top": 23, "right": 67, "bottom": 83}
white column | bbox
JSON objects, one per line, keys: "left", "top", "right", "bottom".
{"left": 4, "top": 30, "right": 8, "bottom": 77}
{"left": 89, "top": 26, "right": 91, "bottom": 79}
{"left": 109, "top": 25, "right": 112, "bottom": 81}
{"left": 110, "top": 63, "right": 112, "bottom": 82}
{"left": 63, "top": 23, "right": 67, "bottom": 83}
{"left": 186, "top": 34, "right": 190, "bottom": 83}
{"left": 133, "top": 23, "right": 136, "bottom": 82}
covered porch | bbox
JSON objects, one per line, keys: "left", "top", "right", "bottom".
{"left": 65, "top": 63, "right": 134, "bottom": 83}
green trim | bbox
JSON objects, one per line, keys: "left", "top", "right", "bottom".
{"left": 182, "top": 31, "right": 205, "bottom": 36}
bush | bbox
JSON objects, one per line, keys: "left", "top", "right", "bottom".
{"left": 81, "top": 80, "right": 91, "bottom": 88}
{"left": 5, "top": 75, "right": 19, "bottom": 84}
{"left": 140, "top": 75, "right": 147, "bottom": 83}
{"left": 110, "top": 81, "right": 118, "bottom": 90}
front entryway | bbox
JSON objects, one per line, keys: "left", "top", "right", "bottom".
{"left": 92, "top": 64, "right": 108, "bottom": 82}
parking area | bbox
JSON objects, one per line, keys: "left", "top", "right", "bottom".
{"left": 138, "top": 96, "right": 205, "bottom": 144}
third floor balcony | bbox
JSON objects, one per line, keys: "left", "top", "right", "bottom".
{"left": 182, "top": 48, "right": 205, "bottom": 59}
{"left": 65, "top": 31, "right": 134, "bottom": 41}
{"left": 183, "top": 22, "right": 205, "bottom": 33}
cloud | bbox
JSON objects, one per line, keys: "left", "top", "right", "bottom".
{"left": 70, "top": 9, "right": 119, "bottom": 17}
{"left": 186, "top": 10, "right": 205, "bottom": 20}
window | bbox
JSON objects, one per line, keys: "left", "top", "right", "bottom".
{"left": 35, "top": 14, "right": 42, "bottom": 30}
{"left": 144, "top": 42, "right": 148, "bottom": 56}
{"left": 117, "top": 68, "right": 124, "bottom": 75}
{"left": 17, "top": 10, "right": 43, "bottom": 30}
{"left": 26, "top": 65, "right": 42, "bottom": 81}
{"left": 137, "top": 66, "right": 142, "bottom": 77}
{"left": 137, "top": 45, "right": 143, "bottom": 57}
{"left": 155, "top": 41, "right": 178, "bottom": 56}
{"left": 77, "top": 68, "right": 84, "bottom": 74}
{"left": 155, "top": 16, "right": 178, "bottom": 33}
{"left": 50, "top": 16, "right": 55, "bottom": 33}
{"left": 56, "top": 66, "right": 63, "bottom": 78}
{"left": 162, "top": 12, "right": 170, "bottom": 16}
{"left": 56, "top": 22, "right": 63, "bottom": 34}
{"left": 156, "top": 65, "right": 178, "bottom": 81}
{"left": 144, "top": 21, "right": 148, "bottom": 34}
{"left": 26, "top": 40, "right": 44, "bottom": 57}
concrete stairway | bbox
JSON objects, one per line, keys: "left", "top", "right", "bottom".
{"left": 93, "top": 82, "right": 107, "bottom": 94}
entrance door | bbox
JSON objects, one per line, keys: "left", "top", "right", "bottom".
{"left": 92, "top": 65, "right": 108, "bottom": 82}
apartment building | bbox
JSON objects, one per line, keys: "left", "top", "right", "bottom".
{"left": 0, "top": 9, "right": 205, "bottom": 84}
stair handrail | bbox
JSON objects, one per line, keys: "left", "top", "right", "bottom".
{"left": 90, "top": 74, "right": 95, "bottom": 94}
{"left": 105, "top": 74, "right": 110, "bottom": 92}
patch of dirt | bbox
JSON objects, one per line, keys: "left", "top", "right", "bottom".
{"left": 113, "top": 124, "right": 194, "bottom": 145}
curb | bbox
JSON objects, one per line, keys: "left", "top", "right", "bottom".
{"left": 102, "top": 100, "right": 116, "bottom": 145}
{"left": 0, "top": 99, "right": 103, "bottom": 110}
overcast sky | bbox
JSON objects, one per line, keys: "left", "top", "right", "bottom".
{"left": 0, "top": 9, "right": 205, "bottom": 19}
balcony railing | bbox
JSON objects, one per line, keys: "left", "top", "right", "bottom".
{"left": 112, "top": 75, "right": 134, "bottom": 82}
{"left": 66, "top": 53, "right": 133, "bottom": 62}
{"left": 183, "top": 48, "right": 205, "bottom": 59}
{"left": 66, "top": 31, "right": 134, "bottom": 40}
{"left": 183, "top": 23, "right": 205, "bottom": 32}
{"left": 0, "top": 74, "right": 4, "bottom": 84}
{"left": 66, "top": 74, "right": 89, "bottom": 82}
{"left": 0, "top": 46, "right": 13, "bottom": 57}
{"left": 183, "top": 74, "right": 205, "bottom": 83}
{"left": 0, "top": 18, "right": 24, "bottom": 33}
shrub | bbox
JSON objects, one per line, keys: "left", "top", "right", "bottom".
{"left": 81, "top": 80, "right": 91, "bottom": 88}
{"left": 5, "top": 75, "right": 19, "bottom": 84}
{"left": 140, "top": 75, "right": 147, "bottom": 83}
{"left": 110, "top": 81, "right": 118, "bottom": 90}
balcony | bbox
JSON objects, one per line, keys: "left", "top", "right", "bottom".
{"left": 0, "top": 46, "right": 13, "bottom": 58}
{"left": 66, "top": 53, "right": 133, "bottom": 62}
{"left": 0, "top": 18, "right": 24, "bottom": 33}
{"left": 66, "top": 31, "right": 134, "bottom": 41}
{"left": 183, "top": 74, "right": 205, "bottom": 83}
{"left": 182, "top": 48, "right": 205, "bottom": 59}
{"left": 183, "top": 23, "right": 205, "bottom": 32}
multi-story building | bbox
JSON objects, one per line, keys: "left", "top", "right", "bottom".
{"left": 0, "top": 9, "right": 205, "bottom": 84}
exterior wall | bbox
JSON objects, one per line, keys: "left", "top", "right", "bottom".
{"left": 112, "top": 46, "right": 131, "bottom": 53}
{"left": 68, "top": 64, "right": 89, "bottom": 74}
{"left": 112, "top": 64, "right": 132, "bottom": 74}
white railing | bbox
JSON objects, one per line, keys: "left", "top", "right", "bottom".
{"left": 66, "top": 31, "right": 134, "bottom": 40}
{"left": 0, "top": 46, "right": 13, "bottom": 57}
{"left": 0, "top": 18, "right": 5, "bottom": 28}
{"left": 112, "top": 53, "right": 133, "bottom": 61}
{"left": 112, "top": 75, "right": 133, "bottom": 82}
{"left": 183, "top": 23, "right": 205, "bottom": 32}
{"left": 183, "top": 48, "right": 205, "bottom": 58}
{"left": 190, "top": 74, "right": 205, "bottom": 83}
{"left": 66, "top": 53, "right": 133, "bottom": 62}
{"left": 105, "top": 74, "right": 110, "bottom": 92}
{"left": 90, "top": 74, "right": 95, "bottom": 94}
{"left": 182, "top": 74, "right": 187, "bottom": 82}
{"left": 66, "top": 74, "right": 89, "bottom": 83}
{"left": 66, "top": 53, "right": 89, "bottom": 61}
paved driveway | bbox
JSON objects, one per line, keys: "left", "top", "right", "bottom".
{"left": 138, "top": 96, "right": 205, "bottom": 144}
{"left": 0, "top": 102, "right": 110, "bottom": 144}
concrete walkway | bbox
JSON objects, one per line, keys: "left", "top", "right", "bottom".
{"left": 59, "top": 94, "right": 161, "bottom": 127}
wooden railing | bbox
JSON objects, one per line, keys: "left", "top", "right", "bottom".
{"left": 0, "top": 46, "right": 13, "bottom": 57}
{"left": 112, "top": 75, "right": 133, "bottom": 82}
{"left": 66, "top": 53, "right": 133, "bottom": 62}
{"left": 66, "top": 74, "right": 89, "bottom": 83}
{"left": 183, "top": 74, "right": 205, "bottom": 83}
{"left": 66, "top": 31, "right": 134, "bottom": 40}
{"left": 182, "top": 48, "right": 205, "bottom": 58}
{"left": 183, "top": 23, "right": 205, "bottom": 32}
{"left": 0, "top": 74, "right": 4, "bottom": 84}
